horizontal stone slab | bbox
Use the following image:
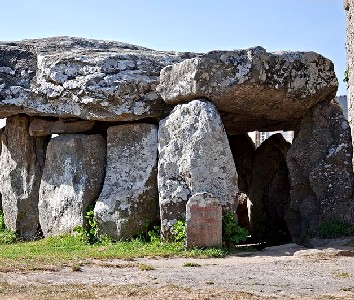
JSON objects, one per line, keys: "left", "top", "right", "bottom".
{"left": 157, "top": 47, "right": 338, "bottom": 133}
{"left": 0, "top": 37, "right": 196, "bottom": 121}
{"left": 29, "top": 118, "right": 95, "bottom": 136}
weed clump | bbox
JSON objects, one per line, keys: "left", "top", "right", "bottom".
{"left": 0, "top": 210, "right": 17, "bottom": 245}
{"left": 222, "top": 212, "right": 248, "bottom": 247}
{"left": 317, "top": 220, "right": 354, "bottom": 239}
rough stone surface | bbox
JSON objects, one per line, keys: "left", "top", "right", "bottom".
{"left": 345, "top": 1, "right": 354, "bottom": 142}
{"left": 228, "top": 134, "right": 255, "bottom": 193}
{"left": 0, "top": 37, "right": 197, "bottom": 121}
{"left": 158, "top": 99, "right": 238, "bottom": 239}
{"left": 0, "top": 128, "right": 2, "bottom": 210}
{"left": 248, "top": 133, "right": 291, "bottom": 244}
{"left": 94, "top": 123, "right": 159, "bottom": 240}
{"left": 29, "top": 117, "right": 95, "bottom": 136}
{"left": 157, "top": 47, "right": 338, "bottom": 134}
{"left": 228, "top": 134, "right": 255, "bottom": 231}
{"left": 0, "top": 115, "right": 47, "bottom": 240}
{"left": 38, "top": 134, "right": 106, "bottom": 236}
{"left": 286, "top": 100, "right": 354, "bottom": 243}
{"left": 186, "top": 193, "right": 222, "bottom": 249}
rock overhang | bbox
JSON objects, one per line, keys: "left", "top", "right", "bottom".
{"left": 0, "top": 37, "right": 197, "bottom": 121}
{"left": 157, "top": 46, "right": 338, "bottom": 134}
{"left": 0, "top": 37, "right": 338, "bottom": 135}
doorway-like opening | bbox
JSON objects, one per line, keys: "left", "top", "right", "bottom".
{"left": 228, "top": 131, "right": 293, "bottom": 246}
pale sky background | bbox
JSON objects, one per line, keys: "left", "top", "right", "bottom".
{"left": 0, "top": 0, "right": 348, "bottom": 95}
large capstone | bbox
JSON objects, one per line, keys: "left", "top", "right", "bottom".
{"left": 0, "top": 115, "right": 47, "bottom": 240}
{"left": 158, "top": 99, "right": 238, "bottom": 239}
{"left": 286, "top": 100, "right": 354, "bottom": 242}
{"left": 38, "top": 134, "right": 106, "bottom": 236}
{"left": 157, "top": 47, "right": 338, "bottom": 134}
{"left": 0, "top": 37, "right": 197, "bottom": 122}
{"left": 248, "top": 133, "right": 291, "bottom": 244}
{"left": 94, "top": 123, "right": 159, "bottom": 240}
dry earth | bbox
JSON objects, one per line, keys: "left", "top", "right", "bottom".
{"left": 1, "top": 238, "right": 354, "bottom": 299}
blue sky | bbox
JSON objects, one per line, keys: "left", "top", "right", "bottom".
{"left": 0, "top": 0, "right": 347, "bottom": 95}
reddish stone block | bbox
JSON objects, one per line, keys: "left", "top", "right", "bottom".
{"left": 186, "top": 193, "right": 222, "bottom": 248}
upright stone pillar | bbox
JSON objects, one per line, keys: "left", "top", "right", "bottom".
{"left": 94, "top": 124, "right": 159, "bottom": 240}
{"left": 286, "top": 101, "right": 354, "bottom": 243}
{"left": 38, "top": 134, "right": 106, "bottom": 237}
{"left": 158, "top": 99, "right": 238, "bottom": 239}
{"left": 0, "top": 115, "right": 47, "bottom": 240}
{"left": 0, "top": 128, "right": 2, "bottom": 211}
{"left": 345, "top": 0, "right": 354, "bottom": 142}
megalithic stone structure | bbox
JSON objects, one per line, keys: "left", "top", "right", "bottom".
{"left": 0, "top": 37, "right": 351, "bottom": 244}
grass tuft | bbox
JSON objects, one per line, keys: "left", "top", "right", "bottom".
{"left": 334, "top": 272, "right": 352, "bottom": 278}
{"left": 183, "top": 262, "right": 201, "bottom": 267}
{"left": 138, "top": 263, "right": 155, "bottom": 271}
{"left": 317, "top": 221, "right": 354, "bottom": 239}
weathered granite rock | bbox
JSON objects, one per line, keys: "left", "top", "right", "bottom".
{"left": 0, "top": 115, "right": 47, "bottom": 240}
{"left": 286, "top": 100, "right": 354, "bottom": 243}
{"left": 94, "top": 123, "right": 158, "bottom": 240}
{"left": 0, "top": 128, "right": 2, "bottom": 210}
{"left": 344, "top": 0, "right": 354, "bottom": 142}
{"left": 248, "top": 134, "right": 291, "bottom": 244}
{"left": 38, "top": 134, "right": 106, "bottom": 236}
{"left": 158, "top": 99, "right": 238, "bottom": 239}
{"left": 228, "top": 134, "right": 255, "bottom": 231}
{"left": 186, "top": 193, "right": 222, "bottom": 249}
{"left": 157, "top": 47, "right": 338, "bottom": 134}
{"left": 29, "top": 117, "right": 95, "bottom": 136}
{"left": 0, "top": 37, "right": 196, "bottom": 121}
{"left": 228, "top": 134, "right": 255, "bottom": 193}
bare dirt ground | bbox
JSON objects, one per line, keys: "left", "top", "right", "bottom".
{"left": 1, "top": 238, "right": 354, "bottom": 300}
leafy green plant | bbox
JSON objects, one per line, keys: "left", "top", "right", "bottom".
{"left": 147, "top": 226, "right": 161, "bottom": 243}
{"left": 135, "top": 220, "right": 161, "bottom": 244}
{"left": 85, "top": 208, "right": 99, "bottom": 243}
{"left": 73, "top": 205, "right": 99, "bottom": 244}
{"left": 222, "top": 212, "right": 248, "bottom": 246}
{"left": 0, "top": 209, "right": 4, "bottom": 230}
{"left": 173, "top": 220, "right": 186, "bottom": 243}
{"left": 317, "top": 220, "right": 354, "bottom": 239}
{"left": 0, "top": 210, "right": 17, "bottom": 245}
{"left": 344, "top": 69, "right": 349, "bottom": 83}
{"left": 0, "top": 230, "right": 17, "bottom": 245}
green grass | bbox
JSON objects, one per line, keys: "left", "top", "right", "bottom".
{"left": 317, "top": 220, "right": 354, "bottom": 239}
{"left": 0, "top": 234, "right": 228, "bottom": 271}
{"left": 183, "top": 262, "right": 201, "bottom": 267}
{"left": 137, "top": 263, "right": 155, "bottom": 271}
{"left": 0, "top": 229, "right": 16, "bottom": 245}
{"left": 0, "top": 209, "right": 17, "bottom": 245}
{"left": 0, "top": 282, "right": 263, "bottom": 300}
{"left": 334, "top": 272, "right": 352, "bottom": 278}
